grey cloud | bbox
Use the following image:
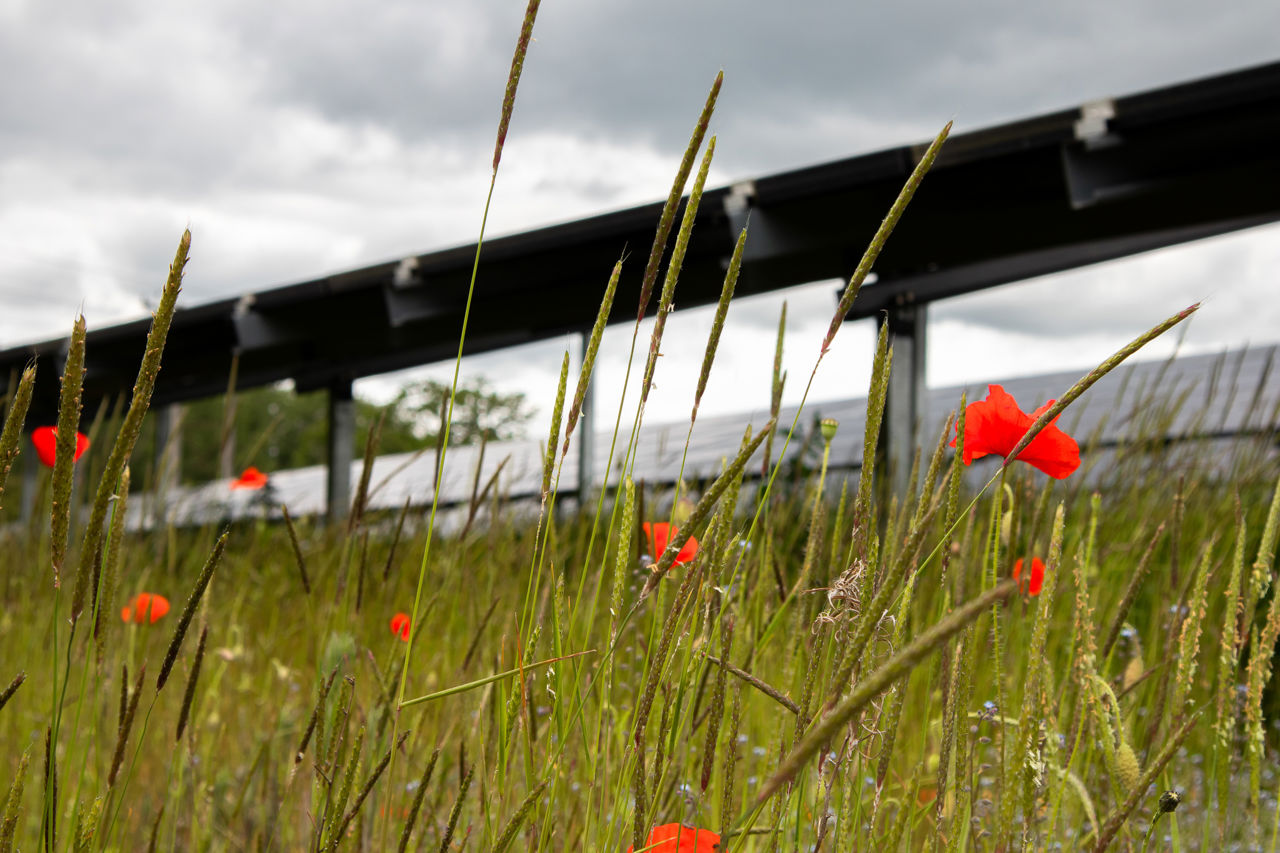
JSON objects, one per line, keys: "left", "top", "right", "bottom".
{"left": 1, "top": 0, "right": 1277, "bottom": 363}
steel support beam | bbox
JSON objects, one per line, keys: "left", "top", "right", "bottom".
{"left": 326, "top": 378, "right": 355, "bottom": 523}
{"left": 153, "top": 403, "right": 183, "bottom": 525}
{"left": 879, "top": 302, "right": 928, "bottom": 498}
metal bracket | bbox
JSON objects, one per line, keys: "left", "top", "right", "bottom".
{"left": 1074, "top": 98, "right": 1118, "bottom": 149}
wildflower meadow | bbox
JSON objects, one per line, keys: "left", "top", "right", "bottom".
{"left": 1, "top": 3, "right": 1278, "bottom": 851}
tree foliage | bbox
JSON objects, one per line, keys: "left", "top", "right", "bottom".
{"left": 389, "top": 377, "right": 534, "bottom": 446}
{"left": 162, "top": 377, "right": 531, "bottom": 485}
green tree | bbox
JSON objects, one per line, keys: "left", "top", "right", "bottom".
{"left": 390, "top": 377, "right": 534, "bottom": 445}
{"left": 153, "top": 377, "right": 532, "bottom": 485}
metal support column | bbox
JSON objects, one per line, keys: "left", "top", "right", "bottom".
{"left": 153, "top": 403, "right": 183, "bottom": 525}
{"left": 576, "top": 330, "right": 595, "bottom": 502}
{"left": 326, "top": 377, "right": 355, "bottom": 523}
{"left": 879, "top": 302, "right": 928, "bottom": 498}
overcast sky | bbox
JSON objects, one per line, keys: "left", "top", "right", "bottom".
{"left": 1, "top": 0, "right": 1277, "bottom": 433}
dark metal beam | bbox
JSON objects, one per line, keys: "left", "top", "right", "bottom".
{"left": 326, "top": 378, "right": 354, "bottom": 523}
{"left": 0, "top": 60, "right": 1274, "bottom": 430}
{"left": 879, "top": 304, "right": 928, "bottom": 498}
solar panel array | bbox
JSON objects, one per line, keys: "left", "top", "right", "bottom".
{"left": 132, "top": 346, "right": 1279, "bottom": 530}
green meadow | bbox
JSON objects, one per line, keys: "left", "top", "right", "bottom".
{"left": 2, "top": 4, "right": 1279, "bottom": 850}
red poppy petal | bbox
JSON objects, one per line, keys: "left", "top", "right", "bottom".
{"left": 121, "top": 606, "right": 133, "bottom": 622}
{"left": 953, "top": 385, "right": 1079, "bottom": 479}
{"left": 643, "top": 522, "right": 673, "bottom": 557}
{"left": 1016, "top": 424, "right": 1081, "bottom": 479}
{"left": 148, "top": 595, "right": 170, "bottom": 623}
{"left": 231, "top": 467, "right": 269, "bottom": 490}
{"left": 30, "top": 427, "right": 90, "bottom": 467}
{"left": 1029, "top": 557, "right": 1046, "bottom": 595}
{"left": 953, "top": 386, "right": 1020, "bottom": 463}
{"left": 31, "top": 427, "right": 57, "bottom": 468}
{"left": 1013, "top": 558, "right": 1047, "bottom": 595}
{"left": 675, "top": 535, "right": 699, "bottom": 566}
{"left": 627, "top": 823, "right": 722, "bottom": 853}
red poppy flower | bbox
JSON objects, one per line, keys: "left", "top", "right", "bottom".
{"left": 1013, "top": 557, "right": 1046, "bottom": 596}
{"left": 950, "top": 385, "right": 1080, "bottom": 479}
{"left": 642, "top": 522, "right": 699, "bottom": 568}
{"left": 390, "top": 612, "right": 411, "bottom": 641}
{"left": 231, "top": 466, "right": 269, "bottom": 490}
{"left": 626, "top": 824, "right": 721, "bottom": 853}
{"left": 30, "top": 426, "right": 90, "bottom": 469}
{"left": 120, "top": 592, "right": 170, "bottom": 624}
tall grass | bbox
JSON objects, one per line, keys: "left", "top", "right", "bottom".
{"left": 0, "top": 7, "right": 1278, "bottom": 851}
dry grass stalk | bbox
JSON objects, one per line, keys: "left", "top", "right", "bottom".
{"left": 356, "top": 530, "right": 370, "bottom": 613}
{"left": 753, "top": 579, "right": 1016, "bottom": 809}
{"left": 854, "top": 321, "right": 892, "bottom": 602}
{"left": 648, "top": 420, "right": 773, "bottom": 585}
{"left": 41, "top": 726, "right": 55, "bottom": 850}
{"left": 564, "top": 258, "right": 621, "bottom": 454}
{"left": 396, "top": 747, "right": 440, "bottom": 853}
{"left": 701, "top": 653, "right": 799, "bottom": 715}
{"left": 0, "top": 747, "right": 30, "bottom": 853}
{"left": 144, "top": 803, "right": 165, "bottom": 853}
{"left": 1014, "top": 504, "right": 1065, "bottom": 842}
{"left": 175, "top": 624, "right": 208, "bottom": 742}
{"left": 1099, "top": 523, "right": 1165, "bottom": 659}
{"left": 94, "top": 466, "right": 130, "bottom": 660}
{"left": 281, "top": 505, "right": 311, "bottom": 595}
{"left": 383, "top": 495, "right": 412, "bottom": 581}
{"left": 348, "top": 408, "right": 385, "bottom": 533}
{"left": 491, "top": 0, "right": 541, "bottom": 173}
{"left": 321, "top": 725, "right": 365, "bottom": 849}
{"left": 492, "top": 778, "right": 548, "bottom": 853}
{"left": 635, "top": 71, "right": 722, "bottom": 320}
{"left": 0, "top": 672, "right": 24, "bottom": 717}
{"left": 693, "top": 224, "right": 748, "bottom": 423}
{"left": 0, "top": 365, "right": 35, "bottom": 511}
{"left": 1002, "top": 303, "right": 1200, "bottom": 466}
{"left": 824, "top": 122, "right": 951, "bottom": 352}
{"left": 701, "top": 615, "right": 736, "bottom": 791}
{"left": 1170, "top": 538, "right": 1216, "bottom": 719}
{"left": 54, "top": 315, "right": 86, "bottom": 591}
{"left": 294, "top": 666, "right": 339, "bottom": 768}
{"left": 760, "top": 302, "right": 787, "bottom": 477}
{"left": 77, "top": 231, "right": 189, "bottom": 610}
{"left": 108, "top": 664, "right": 146, "bottom": 787}
{"left": 1213, "top": 501, "right": 1248, "bottom": 834}
{"left": 71, "top": 796, "right": 102, "bottom": 852}
{"left": 542, "top": 350, "right": 569, "bottom": 498}
{"left": 438, "top": 763, "right": 474, "bottom": 853}
{"left": 632, "top": 557, "right": 706, "bottom": 849}
{"left": 720, "top": 681, "right": 744, "bottom": 829}
{"left": 641, "top": 136, "right": 716, "bottom": 407}
{"left": 156, "top": 531, "right": 227, "bottom": 693}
